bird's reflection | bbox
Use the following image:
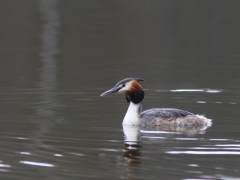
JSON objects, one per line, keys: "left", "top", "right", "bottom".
{"left": 123, "top": 125, "right": 142, "bottom": 151}
{"left": 99, "top": 122, "right": 211, "bottom": 179}
{"left": 122, "top": 125, "right": 142, "bottom": 173}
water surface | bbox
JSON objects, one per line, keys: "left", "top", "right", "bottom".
{"left": 0, "top": 1, "right": 240, "bottom": 179}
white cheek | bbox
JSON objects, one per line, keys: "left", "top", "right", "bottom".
{"left": 118, "top": 83, "right": 131, "bottom": 92}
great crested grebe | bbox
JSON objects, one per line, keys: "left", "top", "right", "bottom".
{"left": 100, "top": 78, "right": 212, "bottom": 126}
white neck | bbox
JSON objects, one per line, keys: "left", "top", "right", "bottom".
{"left": 122, "top": 102, "right": 142, "bottom": 125}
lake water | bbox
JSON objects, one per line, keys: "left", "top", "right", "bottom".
{"left": 0, "top": 1, "right": 240, "bottom": 179}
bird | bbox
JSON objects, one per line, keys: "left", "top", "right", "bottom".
{"left": 100, "top": 78, "right": 212, "bottom": 127}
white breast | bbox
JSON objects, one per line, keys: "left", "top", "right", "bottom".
{"left": 122, "top": 102, "right": 141, "bottom": 125}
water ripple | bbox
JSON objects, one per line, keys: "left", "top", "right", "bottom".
{"left": 20, "top": 161, "right": 55, "bottom": 167}
{"left": 166, "top": 151, "right": 240, "bottom": 155}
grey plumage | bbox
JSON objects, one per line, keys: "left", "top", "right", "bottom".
{"left": 140, "top": 108, "right": 209, "bottom": 126}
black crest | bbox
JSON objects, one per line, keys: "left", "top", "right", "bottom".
{"left": 114, "top": 78, "right": 144, "bottom": 88}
